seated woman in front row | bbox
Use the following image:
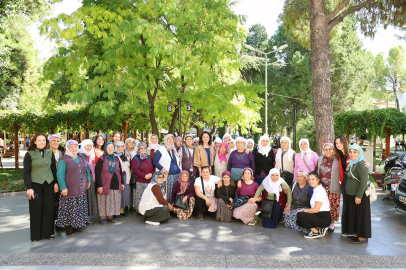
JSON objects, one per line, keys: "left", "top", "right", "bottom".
{"left": 254, "top": 168, "right": 292, "bottom": 228}
{"left": 216, "top": 171, "right": 237, "bottom": 223}
{"left": 139, "top": 171, "right": 174, "bottom": 226}
{"left": 296, "top": 171, "right": 331, "bottom": 238}
{"left": 194, "top": 166, "right": 221, "bottom": 221}
{"left": 171, "top": 170, "right": 196, "bottom": 220}
{"left": 284, "top": 170, "right": 313, "bottom": 233}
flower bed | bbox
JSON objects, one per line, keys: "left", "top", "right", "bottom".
{"left": 1, "top": 180, "right": 26, "bottom": 193}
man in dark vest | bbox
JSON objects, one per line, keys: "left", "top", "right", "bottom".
{"left": 178, "top": 134, "right": 197, "bottom": 178}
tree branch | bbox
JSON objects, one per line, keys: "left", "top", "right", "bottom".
{"left": 326, "top": 0, "right": 350, "bottom": 22}
{"left": 328, "top": 0, "right": 375, "bottom": 31}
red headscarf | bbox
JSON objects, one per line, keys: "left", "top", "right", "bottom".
{"left": 177, "top": 170, "right": 190, "bottom": 194}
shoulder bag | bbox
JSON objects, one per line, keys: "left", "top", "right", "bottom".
{"left": 280, "top": 152, "right": 294, "bottom": 186}
{"left": 174, "top": 184, "right": 190, "bottom": 210}
{"left": 349, "top": 164, "right": 377, "bottom": 202}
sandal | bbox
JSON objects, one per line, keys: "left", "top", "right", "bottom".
{"left": 352, "top": 238, "right": 368, "bottom": 244}
{"left": 66, "top": 229, "right": 76, "bottom": 236}
{"left": 73, "top": 227, "right": 86, "bottom": 232}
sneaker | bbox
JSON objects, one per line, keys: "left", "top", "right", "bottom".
{"left": 145, "top": 221, "right": 160, "bottom": 226}
{"left": 320, "top": 227, "right": 328, "bottom": 237}
{"left": 100, "top": 219, "right": 107, "bottom": 225}
{"left": 109, "top": 217, "right": 118, "bottom": 223}
{"left": 304, "top": 231, "right": 321, "bottom": 239}
{"left": 279, "top": 217, "right": 285, "bottom": 224}
{"left": 197, "top": 214, "right": 204, "bottom": 221}
{"left": 247, "top": 219, "right": 256, "bottom": 226}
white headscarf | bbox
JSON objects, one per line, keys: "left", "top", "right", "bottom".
{"left": 148, "top": 134, "right": 160, "bottom": 152}
{"left": 79, "top": 139, "right": 94, "bottom": 157}
{"left": 235, "top": 137, "right": 246, "bottom": 148}
{"left": 257, "top": 135, "right": 271, "bottom": 156}
{"left": 228, "top": 138, "right": 236, "bottom": 151}
{"left": 114, "top": 141, "right": 126, "bottom": 156}
{"left": 246, "top": 138, "right": 255, "bottom": 151}
{"left": 276, "top": 136, "right": 294, "bottom": 160}
{"left": 222, "top": 133, "right": 231, "bottom": 143}
{"left": 164, "top": 134, "right": 176, "bottom": 150}
{"left": 214, "top": 137, "right": 222, "bottom": 144}
{"left": 65, "top": 140, "right": 79, "bottom": 158}
{"left": 263, "top": 168, "right": 285, "bottom": 201}
{"left": 193, "top": 137, "right": 199, "bottom": 143}
{"left": 299, "top": 138, "right": 312, "bottom": 162}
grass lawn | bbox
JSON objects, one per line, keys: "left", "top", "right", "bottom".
{"left": 0, "top": 168, "right": 24, "bottom": 181}
{"left": 369, "top": 174, "right": 378, "bottom": 187}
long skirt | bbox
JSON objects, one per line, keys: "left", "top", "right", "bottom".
{"left": 344, "top": 193, "right": 372, "bottom": 238}
{"left": 144, "top": 205, "right": 171, "bottom": 223}
{"left": 230, "top": 168, "right": 244, "bottom": 182}
{"left": 56, "top": 194, "right": 88, "bottom": 229}
{"left": 121, "top": 177, "right": 132, "bottom": 208}
{"left": 87, "top": 181, "right": 98, "bottom": 216}
{"left": 284, "top": 207, "right": 310, "bottom": 233}
{"left": 233, "top": 202, "right": 258, "bottom": 224}
{"left": 216, "top": 198, "right": 233, "bottom": 222}
{"left": 173, "top": 197, "right": 195, "bottom": 220}
{"left": 29, "top": 182, "right": 55, "bottom": 241}
{"left": 166, "top": 173, "right": 180, "bottom": 204}
{"left": 341, "top": 174, "right": 349, "bottom": 233}
{"left": 263, "top": 201, "right": 282, "bottom": 228}
{"left": 297, "top": 211, "right": 331, "bottom": 229}
{"left": 323, "top": 185, "right": 340, "bottom": 222}
{"left": 97, "top": 190, "right": 121, "bottom": 217}
{"left": 134, "top": 182, "right": 149, "bottom": 211}
{"left": 54, "top": 191, "right": 61, "bottom": 221}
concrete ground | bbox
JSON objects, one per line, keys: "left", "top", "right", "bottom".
{"left": 0, "top": 189, "right": 406, "bottom": 269}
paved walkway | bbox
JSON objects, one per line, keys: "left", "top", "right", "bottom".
{"left": 1, "top": 190, "right": 406, "bottom": 268}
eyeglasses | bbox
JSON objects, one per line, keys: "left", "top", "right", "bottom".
{"left": 157, "top": 176, "right": 165, "bottom": 179}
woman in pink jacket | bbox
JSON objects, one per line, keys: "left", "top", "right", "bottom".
{"left": 293, "top": 139, "right": 319, "bottom": 182}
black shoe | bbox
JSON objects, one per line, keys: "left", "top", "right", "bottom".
{"left": 130, "top": 206, "right": 136, "bottom": 212}
{"left": 347, "top": 236, "right": 358, "bottom": 241}
{"left": 352, "top": 238, "right": 368, "bottom": 244}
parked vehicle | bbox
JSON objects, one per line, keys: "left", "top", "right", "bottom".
{"left": 380, "top": 154, "right": 405, "bottom": 201}
{"left": 395, "top": 177, "right": 406, "bottom": 214}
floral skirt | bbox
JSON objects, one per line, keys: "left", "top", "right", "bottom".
{"left": 87, "top": 181, "right": 98, "bottom": 216}
{"left": 133, "top": 182, "right": 149, "bottom": 211}
{"left": 324, "top": 185, "right": 340, "bottom": 222}
{"left": 166, "top": 173, "right": 180, "bottom": 204}
{"left": 173, "top": 197, "right": 195, "bottom": 220}
{"left": 230, "top": 168, "right": 244, "bottom": 182}
{"left": 56, "top": 194, "right": 88, "bottom": 229}
{"left": 216, "top": 198, "right": 233, "bottom": 222}
{"left": 233, "top": 202, "right": 258, "bottom": 224}
{"left": 97, "top": 190, "right": 121, "bottom": 217}
{"left": 284, "top": 207, "right": 310, "bottom": 233}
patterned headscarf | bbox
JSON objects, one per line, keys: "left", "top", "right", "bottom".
{"left": 164, "top": 134, "right": 176, "bottom": 151}
{"left": 297, "top": 170, "right": 309, "bottom": 178}
{"left": 48, "top": 134, "right": 60, "bottom": 142}
{"left": 137, "top": 141, "right": 148, "bottom": 160}
{"left": 151, "top": 171, "right": 166, "bottom": 199}
{"left": 104, "top": 142, "right": 116, "bottom": 174}
{"left": 115, "top": 141, "right": 127, "bottom": 162}
{"left": 65, "top": 140, "right": 79, "bottom": 158}
{"left": 177, "top": 170, "right": 190, "bottom": 195}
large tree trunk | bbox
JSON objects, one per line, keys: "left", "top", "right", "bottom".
{"left": 147, "top": 90, "right": 159, "bottom": 135}
{"left": 309, "top": 0, "right": 335, "bottom": 154}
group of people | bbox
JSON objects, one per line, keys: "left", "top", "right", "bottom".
{"left": 23, "top": 131, "right": 372, "bottom": 245}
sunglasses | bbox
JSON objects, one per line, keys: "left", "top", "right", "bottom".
{"left": 335, "top": 135, "right": 345, "bottom": 139}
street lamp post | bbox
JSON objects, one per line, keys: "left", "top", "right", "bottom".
{"left": 243, "top": 43, "right": 288, "bottom": 135}
{"left": 167, "top": 99, "right": 192, "bottom": 137}
{"left": 283, "top": 103, "right": 308, "bottom": 151}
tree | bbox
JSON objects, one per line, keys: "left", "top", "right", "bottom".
{"left": 246, "top": 24, "right": 268, "bottom": 50}
{"left": 282, "top": 0, "right": 406, "bottom": 153}
{"left": 41, "top": 0, "right": 263, "bottom": 135}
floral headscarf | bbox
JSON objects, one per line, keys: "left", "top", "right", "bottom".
{"left": 65, "top": 140, "right": 79, "bottom": 157}
{"left": 164, "top": 134, "right": 176, "bottom": 151}
{"left": 177, "top": 170, "right": 190, "bottom": 195}
{"left": 151, "top": 171, "right": 166, "bottom": 199}
{"left": 48, "top": 134, "right": 60, "bottom": 142}
{"left": 137, "top": 141, "right": 148, "bottom": 160}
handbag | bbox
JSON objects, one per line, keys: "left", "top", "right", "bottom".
{"left": 261, "top": 197, "right": 275, "bottom": 219}
{"left": 349, "top": 164, "right": 377, "bottom": 202}
{"left": 231, "top": 194, "right": 250, "bottom": 208}
{"left": 280, "top": 154, "right": 294, "bottom": 186}
{"left": 174, "top": 194, "right": 189, "bottom": 210}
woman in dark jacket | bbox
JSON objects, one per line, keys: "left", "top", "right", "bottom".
{"left": 216, "top": 171, "right": 237, "bottom": 223}
{"left": 171, "top": 170, "right": 196, "bottom": 220}
{"left": 253, "top": 135, "right": 275, "bottom": 186}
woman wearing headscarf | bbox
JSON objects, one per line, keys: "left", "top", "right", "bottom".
{"left": 233, "top": 168, "right": 260, "bottom": 225}
{"left": 132, "top": 141, "right": 155, "bottom": 212}
{"left": 47, "top": 134, "right": 64, "bottom": 222}
{"left": 153, "top": 134, "right": 181, "bottom": 204}
{"left": 274, "top": 136, "right": 296, "bottom": 186}
{"left": 93, "top": 135, "right": 105, "bottom": 164}
{"left": 95, "top": 142, "right": 124, "bottom": 224}
{"left": 342, "top": 145, "right": 371, "bottom": 244}
{"left": 171, "top": 170, "right": 196, "bottom": 220}
{"left": 317, "top": 142, "right": 341, "bottom": 232}
{"left": 227, "top": 138, "right": 236, "bottom": 153}
{"left": 115, "top": 141, "right": 131, "bottom": 216}
{"left": 284, "top": 170, "right": 313, "bottom": 233}
{"left": 147, "top": 134, "right": 160, "bottom": 161}
{"left": 222, "top": 133, "right": 231, "bottom": 144}
{"left": 214, "top": 137, "right": 222, "bottom": 151}
{"left": 246, "top": 139, "right": 255, "bottom": 152}
{"left": 253, "top": 135, "right": 275, "bottom": 186}
{"left": 193, "top": 137, "right": 199, "bottom": 147}
{"left": 79, "top": 139, "right": 98, "bottom": 219}
{"left": 254, "top": 168, "right": 292, "bottom": 228}
{"left": 178, "top": 134, "right": 197, "bottom": 177}
{"left": 213, "top": 142, "right": 229, "bottom": 178}
{"left": 216, "top": 171, "right": 237, "bottom": 222}
{"left": 296, "top": 171, "right": 331, "bottom": 239}
{"left": 293, "top": 139, "right": 319, "bottom": 183}
{"left": 56, "top": 140, "right": 91, "bottom": 236}
{"left": 194, "top": 131, "right": 215, "bottom": 175}
{"left": 175, "top": 136, "right": 183, "bottom": 151}
{"left": 125, "top": 138, "right": 137, "bottom": 159}
{"left": 194, "top": 166, "right": 221, "bottom": 221}
{"left": 24, "top": 133, "right": 58, "bottom": 241}
{"left": 139, "top": 171, "right": 173, "bottom": 225}
{"left": 227, "top": 137, "right": 255, "bottom": 183}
